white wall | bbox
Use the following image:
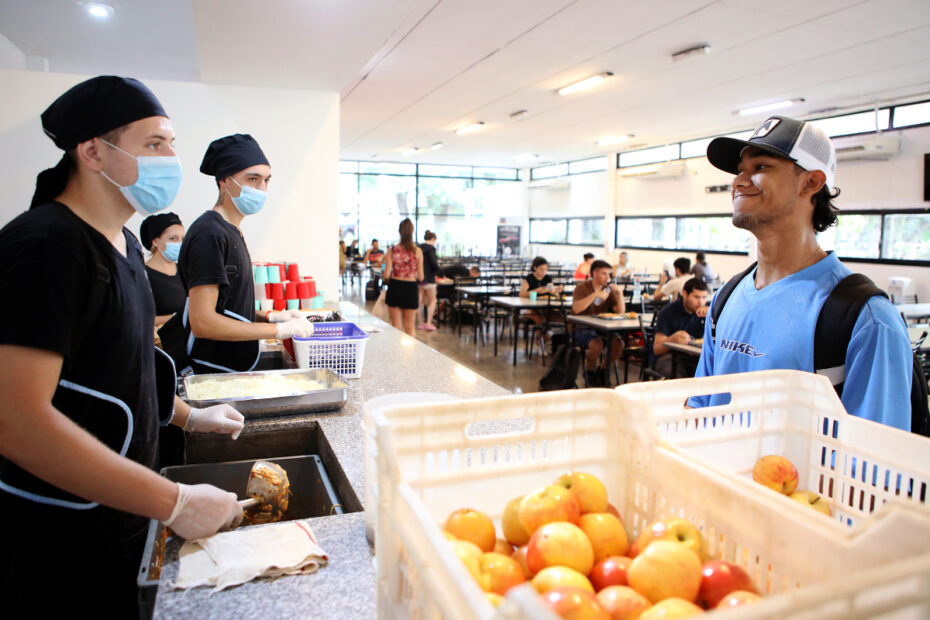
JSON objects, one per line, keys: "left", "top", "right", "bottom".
{"left": 0, "top": 69, "right": 340, "bottom": 300}
{"left": 526, "top": 127, "right": 930, "bottom": 294}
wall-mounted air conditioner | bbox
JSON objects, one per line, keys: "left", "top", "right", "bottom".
{"left": 619, "top": 161, "right": 686, "bottom": 179}
{"left": 528, "top": 178, "right": 570, "bottom": 189}
{"left": 835, "top": 135, "right": 900, "bottom": 161}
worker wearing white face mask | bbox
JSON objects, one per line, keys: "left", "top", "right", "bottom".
{"left": 140, "top": 212, "right": 186, "bottom": 328}
{"left": 173, "top": 134, "right": 313, "bottom": 375}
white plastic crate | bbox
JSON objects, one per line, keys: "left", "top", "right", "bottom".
{"left": 617, "top": 369, "right": 930, "bottom": 528}
{"left": 292, "top": 321, "right": 368, "bottom": 378}
{"left": 370, "top": 388, "right": 930, "bottom": 620}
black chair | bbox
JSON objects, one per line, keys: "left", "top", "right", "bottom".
{"left": 620, "top": 313, "right": 657, "bottom": 383}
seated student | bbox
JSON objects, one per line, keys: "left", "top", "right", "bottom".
{"left": 652, "top": 278, "right": 708, "bottom": 377}
{"left": 363, "top": 239, "right": 385, "bottom": 267}
{"left": 439, "top": 263, "right": 480, "bottom": 281}
{"left": 520, "top": 256, "right": 564, "bottom": 334}
{"left": 571, "top": 260, "right": 625, "bottom": 386}
{"left": 653, "top": 257, "right": 692, "bottom": 303}
{"left": 345, "top": 239, "right": 360, "bottom": 260}
{"left": 574, "top": 253, "right": 595, "bottom": 281}
{"left": 615, "top": 251, "right": 634, "bottom": 280}
{"left": 691, "top": 252, "right": 715, "bottom": 284}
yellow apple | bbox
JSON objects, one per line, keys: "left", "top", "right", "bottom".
{"left": 527, "top": 521, "right": 595, "bottom": 576}
{"left": 752, "top": 455, "right": 799, "bottom": 495}
{"left": 502, "top": 495, "right": 531, "bottom": 546}
{"left": 541, "top": 586, "right": 610, "bottom": 620}
{"left": 478, "top": 551, "right": 526, "bottom": 595}
{"left": 639, "top": 598, "right": 704, "bottom": 618}
{"left": 444, "top": 508, "right": 497, "bottom": 552}
{"left": 596, "top": 585, "right": 651, "bottom": 620}
{"left": 512, "top": 545, "right": 533, "bottom": 578}
{"left": 518, "top": 484, "right": 581, "bottom": 535}
{"left": 789, "top": 490, "right": 832, "bottom": 516}
{"left": 485, "top": 592, "right": 504, "bottom": 607}
{"left": 493, "top": 537, "right": 515, "bottom": 555}
{"left": 556, "top": 471, "right": 609, "bottom": 514}
{"left": 627, "top": 540, "right": 702, "bottom": 603}
{"left": 442, "top": 530, "right": 457, "bottom": 541}
{"left": 448, "top": 539, "right": 489, "bottom": 590}
{"left": 531, "top": 566, "right": 595, "bottom": 594}
{"left": 579, "top": 512, "right": 629, "bottom": 562}
{"left": 716, "top": 590, "right": 762, "bottom": 608}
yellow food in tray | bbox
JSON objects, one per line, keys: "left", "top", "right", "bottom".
{"left": 187, "top": 374, "right": 329, "bottom": 401}
{"left": 597, "top": 312, "right": 637, "bottom": 319}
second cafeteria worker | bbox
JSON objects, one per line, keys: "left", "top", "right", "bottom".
{"left": 0, "top": 76, "right": 245, "bottom": 615}
{"left": 179, "top": 133, "right": 314, "bottom": 374}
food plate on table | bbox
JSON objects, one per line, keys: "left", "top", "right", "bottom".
{"left": 597, "top": 312, "right": 638, "bottom": 320}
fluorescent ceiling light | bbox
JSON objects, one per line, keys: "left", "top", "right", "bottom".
{"left": 738, "top": 98, "right": 805, "bottom": 116}
{"left": 456, "top": 122, "right": 485, "bottom": 135}
{"left": 510, "top": 109, "right": 529, "bottom": 120}
{"left": 557, "top": 72, "right": 613, "bottom": 96}
{"left": 514, "top": 154, "right": 539, "bottom": 163}
{"left": 596, "top": 134, "right": 634, "bottom": 146}
{"left": 671, "top": 44, "right": 710, "bottom": 62}
{"left": 430, "top": 142, "right": 443, "bottom": 151}
{"left": 85, "top": 2, "right": 114, "bottom": 18}
{"left": 401, "top": 147, "right": 419, "bottom": 156}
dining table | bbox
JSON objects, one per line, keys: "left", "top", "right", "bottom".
{"left": 566, "top": 313, "right": 654, "bottom": 385}
{"left": 489, "top": 295, "right": 571, "bottom": 365}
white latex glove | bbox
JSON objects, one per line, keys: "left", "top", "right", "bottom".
{"left": 268, "top": 309, "right": 303, "bottom": 323}
{"left": 275, "top": 317, "right": 315, "bottom": 339}
{"left": 163, "top": 483, "right": 243, "bottom": 540}
{"left": 185, "top": 404, "right": 245, "bottom": 439}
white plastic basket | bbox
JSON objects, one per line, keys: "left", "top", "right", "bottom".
{"left": 292, "top": 321, "right": 368, "bottom": 378}
{"left": 616, "top": 369, "right": 930, "bottom": 528}
{"left": 371, "top": 388, "right": 930, "bottom": 620}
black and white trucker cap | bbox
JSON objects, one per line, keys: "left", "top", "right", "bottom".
{"left": 706, "top": 116, "right": 836, "bottom": 190}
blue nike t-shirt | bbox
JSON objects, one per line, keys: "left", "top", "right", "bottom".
{"left": 690, "top": 252, "right": 912, "bottom": 431}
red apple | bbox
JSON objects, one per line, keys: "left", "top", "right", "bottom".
{"left": 696, "top": 560, "right": 757, "bottom": 609}
{"left": 716, "top": 590, "right": 762, "bottom": 608}
{"left": 556, "top": 472, "right": 609, "bottom": 514}
{"left": 590, "top": 556, "right": 632, "bottom": 591}
{"left": 752, "top": 455, "right": 799, "bottom": 495}
{"left": 531, "top": 566, "right": 595, "bottom": 594}
{"left": 627, "top": 540, "right": 702, "bottom": 603}
{"left": 605, "top": 503, "right": 622, "bottom": 521}
{"left": 596, "top": 585, "right": 651, "bottom": 620}
{"left": 541, "top": 586, "right": 610, "bottom": 620}
{"left": 519, "top": 485, "right": 582, "bottom": 535}
{"left": 527, "top": 521, "right": 595, "bottom": 576}
{"left": 580, "top": 512, "right": 629, "bottom": 562}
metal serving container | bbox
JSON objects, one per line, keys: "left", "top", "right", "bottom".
{"left": 181, "top": 368, "right": 349, "bottom": 419}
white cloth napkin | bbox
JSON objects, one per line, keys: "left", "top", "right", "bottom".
{"left": 172, "top": 519, "right": 329, "bottom": 592}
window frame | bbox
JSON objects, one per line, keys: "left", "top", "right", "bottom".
{"left": 530, "top": 216, "right": 605, "bottom": 247}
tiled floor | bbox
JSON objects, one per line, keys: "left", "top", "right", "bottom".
{"left": 342, "top": 279, "right": 647, "bottom": 394}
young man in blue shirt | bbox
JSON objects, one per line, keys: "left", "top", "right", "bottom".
{"left": 690, "top": 115, "right": 912, "bottom": 431}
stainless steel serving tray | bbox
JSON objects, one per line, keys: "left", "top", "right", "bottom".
{"left": 181, "top": 368, "right": 349, "bottom": 419}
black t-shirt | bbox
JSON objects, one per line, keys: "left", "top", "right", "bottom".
{"left": 655, "top": 299, "right": 705, "bottom": 339}
{"left": 441, "top": 263, "right": 471, "bottom": 279}
{"left": 145, "top": 266, "right": 186, "bottom": 316}
{"left": 178, "top": 210, "right": 258, "bottom": 373}
{"left": 0, "top": 202, "right": 158, "bottom": 541}
{"left": 525, "top": 273, "right": 553, "bottom": 291}
{"left": 419, "top": 243, "right": 439, "bottom": 283}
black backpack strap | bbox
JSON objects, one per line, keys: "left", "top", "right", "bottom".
{"left": 813, "top": 273, "right": 886, "bottom": 393}
{"left": 710, "top": 262, "right": 756, "bottom": 346}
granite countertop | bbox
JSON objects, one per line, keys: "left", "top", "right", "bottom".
{"left": 153, "top": 302, "right": 510, "bottom": 619}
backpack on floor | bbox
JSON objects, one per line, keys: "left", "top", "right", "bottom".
{"left": 539, "top": 343, "right": 582, "bottom": 391}
{"left": 712, "top": 264, "right": 930, "bottom": 436}
{"left": 365, "top": 274, "right": 382, "bottom": 301}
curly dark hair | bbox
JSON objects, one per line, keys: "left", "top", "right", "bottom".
{"left": 812, "top": 185, "right": 841, "bottom": 233}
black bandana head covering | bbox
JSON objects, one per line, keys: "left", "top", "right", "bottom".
{"left": 140, "top": 212, "right": 183, "bottom": 250}
{"left": 199, "top": 134, "right": 269, "bottom": 182}
{"left": 31, "top": 76, "right": 168, "bottom": 208}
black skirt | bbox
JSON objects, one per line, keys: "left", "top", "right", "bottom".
{"left": 386, "top": 279, "right": 419, "bottom": 309}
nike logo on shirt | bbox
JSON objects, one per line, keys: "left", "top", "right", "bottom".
{"left": 719, "top": 339, "right": 766, "bottom": 358}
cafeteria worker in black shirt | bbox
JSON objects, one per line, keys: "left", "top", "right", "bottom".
{"left": 0, "top": 76, "right": 247, "bottom": 617}
{"left": 178, "top": 133, "right": 314, "bottom": 375}
{"left": 140, "top": 211, "right": 186, "bottom": 326}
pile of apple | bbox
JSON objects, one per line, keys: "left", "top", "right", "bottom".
{"left": 441, "top": 472, "right": 762, "bottom": 619}
{"left": 752, "top": 455, "right": 831, "bottom": 516}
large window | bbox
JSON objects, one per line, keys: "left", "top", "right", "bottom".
{"left": 530, "top": 217, "right": 604, "bottom": 246}
{"left": 616, "top": 210, "right": 930, "bottom": 264}
{"left": 340, "top": 162, "right": 521, "bottom": 256}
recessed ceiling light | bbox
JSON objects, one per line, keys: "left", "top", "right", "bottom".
{"left": 738, "top": 98, "right": 805, "bottom": 116}
{"left": 557, "top": 72, "right": 613, "bottom": 96}
{"left": 430, "top": 142, "right": 443, "bottom": 151}
{"left": 401, "top": 147, "right": 419, "bottom": 156}
{"left": 85, "top": 2, "right": 115, "bottom": 18}
{"left": 596, "top": 134, "right": 635, "bottom": 146}
{"left": 510, "top": 109, "right": 529, "bottom": 120}
{"left": 671, "top": 44, "right": 710, "bottom": 62}
{"left": 456, "top": 122, "right": 485, "bottom": 135}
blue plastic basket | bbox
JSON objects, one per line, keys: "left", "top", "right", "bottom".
{"left": 293, "top": 321, "right": 369, "bottom": 378}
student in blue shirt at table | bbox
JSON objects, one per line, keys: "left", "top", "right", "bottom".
{"left": 653, "top": 278, "right": 708, "bottom": 378}
{"left": 690, "top": 115, "right": 912, "bottom": 430}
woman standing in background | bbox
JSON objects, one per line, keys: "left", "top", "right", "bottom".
{"left": 418, "top": 230, "right": 440, "bottom": 331}
{"left": 140, "top": 212, "right": 186, "bottom": 327}
{"left": 383, "top": 218, "right": 424, "bottom": 336}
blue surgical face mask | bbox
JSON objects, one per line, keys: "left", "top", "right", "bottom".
{"left": 228, "top": 176, "right": 266, "bottom": 216}
{"left": 162, "top": 241, "right": 182, "bottom": 262}
{"left": 99, "top": 140, "right": 183, "bottom": 216}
